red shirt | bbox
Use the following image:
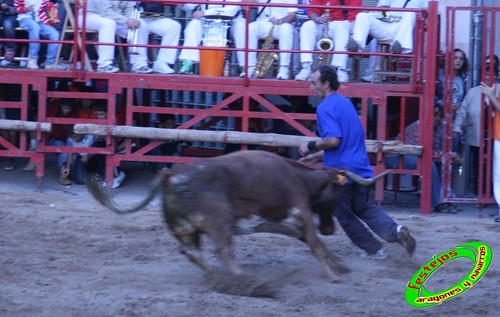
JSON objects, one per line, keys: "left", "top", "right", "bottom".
{"left": 308, "top": 0, "right": 362, "bottom": 22}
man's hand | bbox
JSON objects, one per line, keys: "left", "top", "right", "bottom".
{"left": 480, "top": 81, "right": 495, "bottom": 98}
{"left": 126, "top": 18, "right": 140, "bottom": 29}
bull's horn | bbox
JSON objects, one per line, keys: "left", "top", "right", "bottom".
{"left": 341, "top": 169, "right": 392, "bottom": 185}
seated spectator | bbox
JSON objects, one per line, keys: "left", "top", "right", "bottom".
{"left": 0, "top": 0, "right": 19, "bottom": 67}
{"left": 61, "top": 125, "right": 94, "bottom": 185}
{"left": 139, "top": 1, "right": 181, "bottom": 74}
{"left": 46, "top": 98, "right": 78, "bottom": 185}
{"left": 346, "top": 0, "right": 428, "bottom": 55}
{"left": 232, "top": 0, "right": 297, "bottom": 79}
{"left": 14, "top": 0, "right": 65, "bottom": 70}
{"left": 294, "top": 0, "right": 361, "bottom": 82}
{"left": 78, "top": 0, "right": 180, "bottom": 74}
{"left": 149, "top": 113, "right": 181, "bottom": 170}
{"left": 75, "top": 85, "right": 98, "bottom": 119}
{"left": 87, "top": 100, "right": 126, "bottom": 188}
{"left": 178, "top": 1, "right": 241, "bottom": 74}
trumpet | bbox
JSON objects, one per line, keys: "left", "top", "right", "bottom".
{"left": 126, "top": 3, "right": 141, "bottom": 55}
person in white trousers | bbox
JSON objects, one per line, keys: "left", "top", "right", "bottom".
{"left": 232, "top": 0, "right": 297, "bottom": 80}
{"left": 178, "top": 1, "right": 242, "bottom": 74}
{"left": 294, "top": 0, "right": 361, "bottom": 82}
{"left": 79, "top": 0, "right": 180, "bottom": 74}
{"left": 346, "top": 0, "right": 428, "bottom": 55}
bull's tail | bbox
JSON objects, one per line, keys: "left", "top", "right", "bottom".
{"left": 85, "top": 169, "right": 168, "bottom": 214}
{"left": 342, "top": 169, "right": 392, "bottom": 186}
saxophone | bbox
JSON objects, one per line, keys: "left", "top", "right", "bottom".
{"left": 317, "top": 4, "right": 334, "bottom": 65}
{"left": 253, "top": 24, "right": 279, "bottom": 78}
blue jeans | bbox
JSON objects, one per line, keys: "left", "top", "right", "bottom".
{"left": 0, "top": 15, "right": 18, "bottom": 53}
{"left": 333, "top": 183, "right": 399, "bottom": 255}
{"left": 47, "top": 138, "right": 68, "bottom": 168}
{"left": 18, "top": 18, "right": 60, "bottom": 64}
{"left": 385, "top": 155, "right": 442, "bottom": 208}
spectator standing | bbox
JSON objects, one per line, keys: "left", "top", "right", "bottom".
{"left": 298, "top": 65, "right": 416, "bottom": 259}
{"left": 14, "top": 0, "right": 64, "bottom": 70}
{"left": 294, "top": 0, "right": 361, "bottom": 82}
{"left": 178, "top": 0, "right": 242, "bottom": 74}
{"left": 233, "top": 0, "right": 297, "bottom": 79}
{"left": 346, "top": 0, "right": 428, "bottom": 55}
{"left": 0, "top": 0, "right": 19, "bottom": 67}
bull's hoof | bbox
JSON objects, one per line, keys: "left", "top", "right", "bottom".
{"left": 319, "top": 225, "right": 334, "bottom": 236}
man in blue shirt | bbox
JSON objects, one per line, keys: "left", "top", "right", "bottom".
{"left": 299, "top": 65, "right": 416, "bottom": 259}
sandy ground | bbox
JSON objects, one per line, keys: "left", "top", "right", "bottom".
{"left": 1, "top": 156, "right": 500, "bottom": 317}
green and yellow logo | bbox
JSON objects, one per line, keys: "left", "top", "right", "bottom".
{"left": 405, "top": 241, "right": 492, "bottom": 307}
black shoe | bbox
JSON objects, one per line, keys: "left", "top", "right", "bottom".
{"left": 346, "top": 38, "right": 361, "bottom": 52}
{"left": 433, "top": 203, "right": 457, "bottom": 214}
{"left": 397, "top": 225, "right": 416, "bottom": 255}
{"left": 390, "top": 40, "right": 402, "bottom": 54}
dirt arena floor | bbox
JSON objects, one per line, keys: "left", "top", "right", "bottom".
{"left": 1, "top": 156, "right": 499, "bottom": 317}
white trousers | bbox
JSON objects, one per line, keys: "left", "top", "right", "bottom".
{"left": 493, "top": 140, "right": 500, "bottom": 210}
{"left": 352, "top": 12, "right": 416, "bottom": 52}
{"left": 145, "top": 18, "right": 181, "bottom": 65}
{"left": 299, "top": 20, "right": 350, "bottom": 70}
{"left": 233, "top": 20, "right": 294, "bottom": 67}
{"left": 80, "top": 14, "right": 180, "bottom": 67}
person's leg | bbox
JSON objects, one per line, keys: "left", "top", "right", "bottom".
{"left": 231, "top": 16, "right": 247, "bottom": 70}
{"left": 148, "top": 18, "right": 181, "bottom": 65}
{"left": 39, "top": 23, "right": 60, "bottom": 65}
{"left": 18, "top": 18, "right": 41, "bottom": 62}
{"left": 3, "top": 16, "right": 18, "bottom": 55}
{"left": 333, "top": 183, "right": 384, "bottom": 255}
{"left": 276, "top": 22, "right": 294, "bottom": 79}
{"left": 392, "top": 12, "right": 416, "bottom": 53}
{"left": 178, "top": 19, "right": 203, "bottom": 63}
{"left": 351, "top": 184, "right": 399, "bottom": 243}
{"left": 330, "top": 20, "right": 350, "bottom": 82}
{"left": 79, "top": 14, "right": 117, "bottom": 68}
{"left": 294, "top": 20, "right": 318, "bottom": 81}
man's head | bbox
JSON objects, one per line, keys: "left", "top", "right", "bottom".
{"left": 309, "top": 65, "right": 340, "bottom": 98}
{"left": 485, "top": 55, "right": 499, "bottom": 83}
{"left": 94, "top": 100, "right": 108, "bottom": 119}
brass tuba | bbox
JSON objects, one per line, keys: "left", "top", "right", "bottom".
{"left": 317, "top": 4, "right": 334, "bottom": 64}
{"left": 253, "top": 24, "right": 279, "bottom": 78}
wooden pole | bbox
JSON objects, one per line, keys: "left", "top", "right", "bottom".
{"left": 74, "top": 123, "right": 422, "bottom": 155}
{"left": 0, "top": 119, "right": 51, "bottom": 133}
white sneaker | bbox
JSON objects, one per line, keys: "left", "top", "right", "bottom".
{"left": 294, "top": 68, "right": 311, "bottom": 81}
{"left": 133, "top": 65, "right": 154, "bottom": 74}
{"left": 153, "top": 61, "right": 175, "bottom": 74}
{"left": 337, "top": 69, "right": 349, "bottom": 83}
{"left": 360, "top": 247, "right": 387, "bottom": 260}
{"left": 1, "top": 59, "right": 11, "bottom": 67}
{"left": 27, "top": 59, "right": 39, "bottom": 70}
{"left": 23, "top": 163, "right": 36, "bottom": 172}
{"left": 361, "top": 74, "right": 380, "bottom": 83}
{"left": 276, "top": 66, "right": 290, "bottom": 80}
{"left": 97, "top": 64, "right": 120, "bottom": 73}
{"left": 112, "top": 171, "right": 126, "bottom": 189}
{"left": 45, "top": 64, "right": 67, "bottom": 71}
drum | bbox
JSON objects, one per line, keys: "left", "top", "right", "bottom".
{"left": 202, "top": 15, "right": 232, "bottom": 47}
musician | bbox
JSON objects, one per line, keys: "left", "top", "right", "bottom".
{"left": 346, "top": 0, "right": 428, "bottom": 55}
{"left": 294, "top": 0, "right": 361, "bottom": 82}
{"left": 78, "top": 0, "right": 180, "bottom": 74}
{"left": 233, "top": 0, "right": 297, "bottom": 80}
{"left": 178, "top": 0, "right": 242, "bottom": 74}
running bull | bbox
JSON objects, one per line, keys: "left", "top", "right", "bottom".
{"left": 85, "top": 150, "right": 388, "bottom": 280}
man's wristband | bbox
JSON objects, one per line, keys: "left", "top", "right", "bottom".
{"left": 307, "top": 140, "right": 318, "bottom": 152}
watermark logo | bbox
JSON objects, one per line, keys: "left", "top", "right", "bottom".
{"left": 405, "top": 241, "right": 492, "bottom": 307}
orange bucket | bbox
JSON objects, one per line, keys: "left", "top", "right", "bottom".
{"left": 199, "top": 48, "right": 226, "bottom": 77}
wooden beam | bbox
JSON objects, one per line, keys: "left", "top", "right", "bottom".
{"left": 0, "top": 119, "right": 51, "bottom": 133}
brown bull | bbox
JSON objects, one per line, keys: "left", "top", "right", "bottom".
{"left": 85, "top": 150, "right": 388, "bottom": 280}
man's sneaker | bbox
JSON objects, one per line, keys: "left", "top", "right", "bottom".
{"left": 1, "top": 59, "right": 11, "bottom": 67}
{"left": 153, "top": 61, "right": 175, "bottom": 74}
{"left": 97, "top": 64, "right": 120, "bottom": 73}
{"left": 397, "top": 225, "right": 416, "bottom": 255}
{"left": 112, "top": 171, "right": 126, "bottom": 189}
{"left": 179, "top": 60, "right": 193, "bottom": 74}
{"left": 133, "top": 65, "right": 154, "bottom": 74}
{"left": 360, "top": 247, "right": 387, "bottom": 260}
{"left": 45, "top": 64, "right": 67, "bottom": 71}
{"left": 346, "top": 38, "right": 361, "bottom": 52}
{"left": 27, "top": 59, "right": 39, "bottom": 70}
{"left": 276, "top": 66, "right": 290, "bottom": 80}
{"left": 337, "top": 69, "right": 349, "bottom": 83}
{"left": 4, "top": 158, "right": 15, "bottom": 171}
{"left": 23, "top": 162, "right": 36, "bottom": 172}
{"left": 294, "top": 68, "right": 311, "bottom": 81}
{"left": 361, "top": 74, "right": 380, "bottom": 83}
{"left": 390, "top": 40, "right": 402, "bottom": 54}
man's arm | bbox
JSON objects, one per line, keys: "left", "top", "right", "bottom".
{"left": 299, "top": 136, "right": 340, "bottom": 157}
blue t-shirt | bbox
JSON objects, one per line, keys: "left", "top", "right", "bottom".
{"left": 316, "top": 93, "right": 374, "bottom": 178}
